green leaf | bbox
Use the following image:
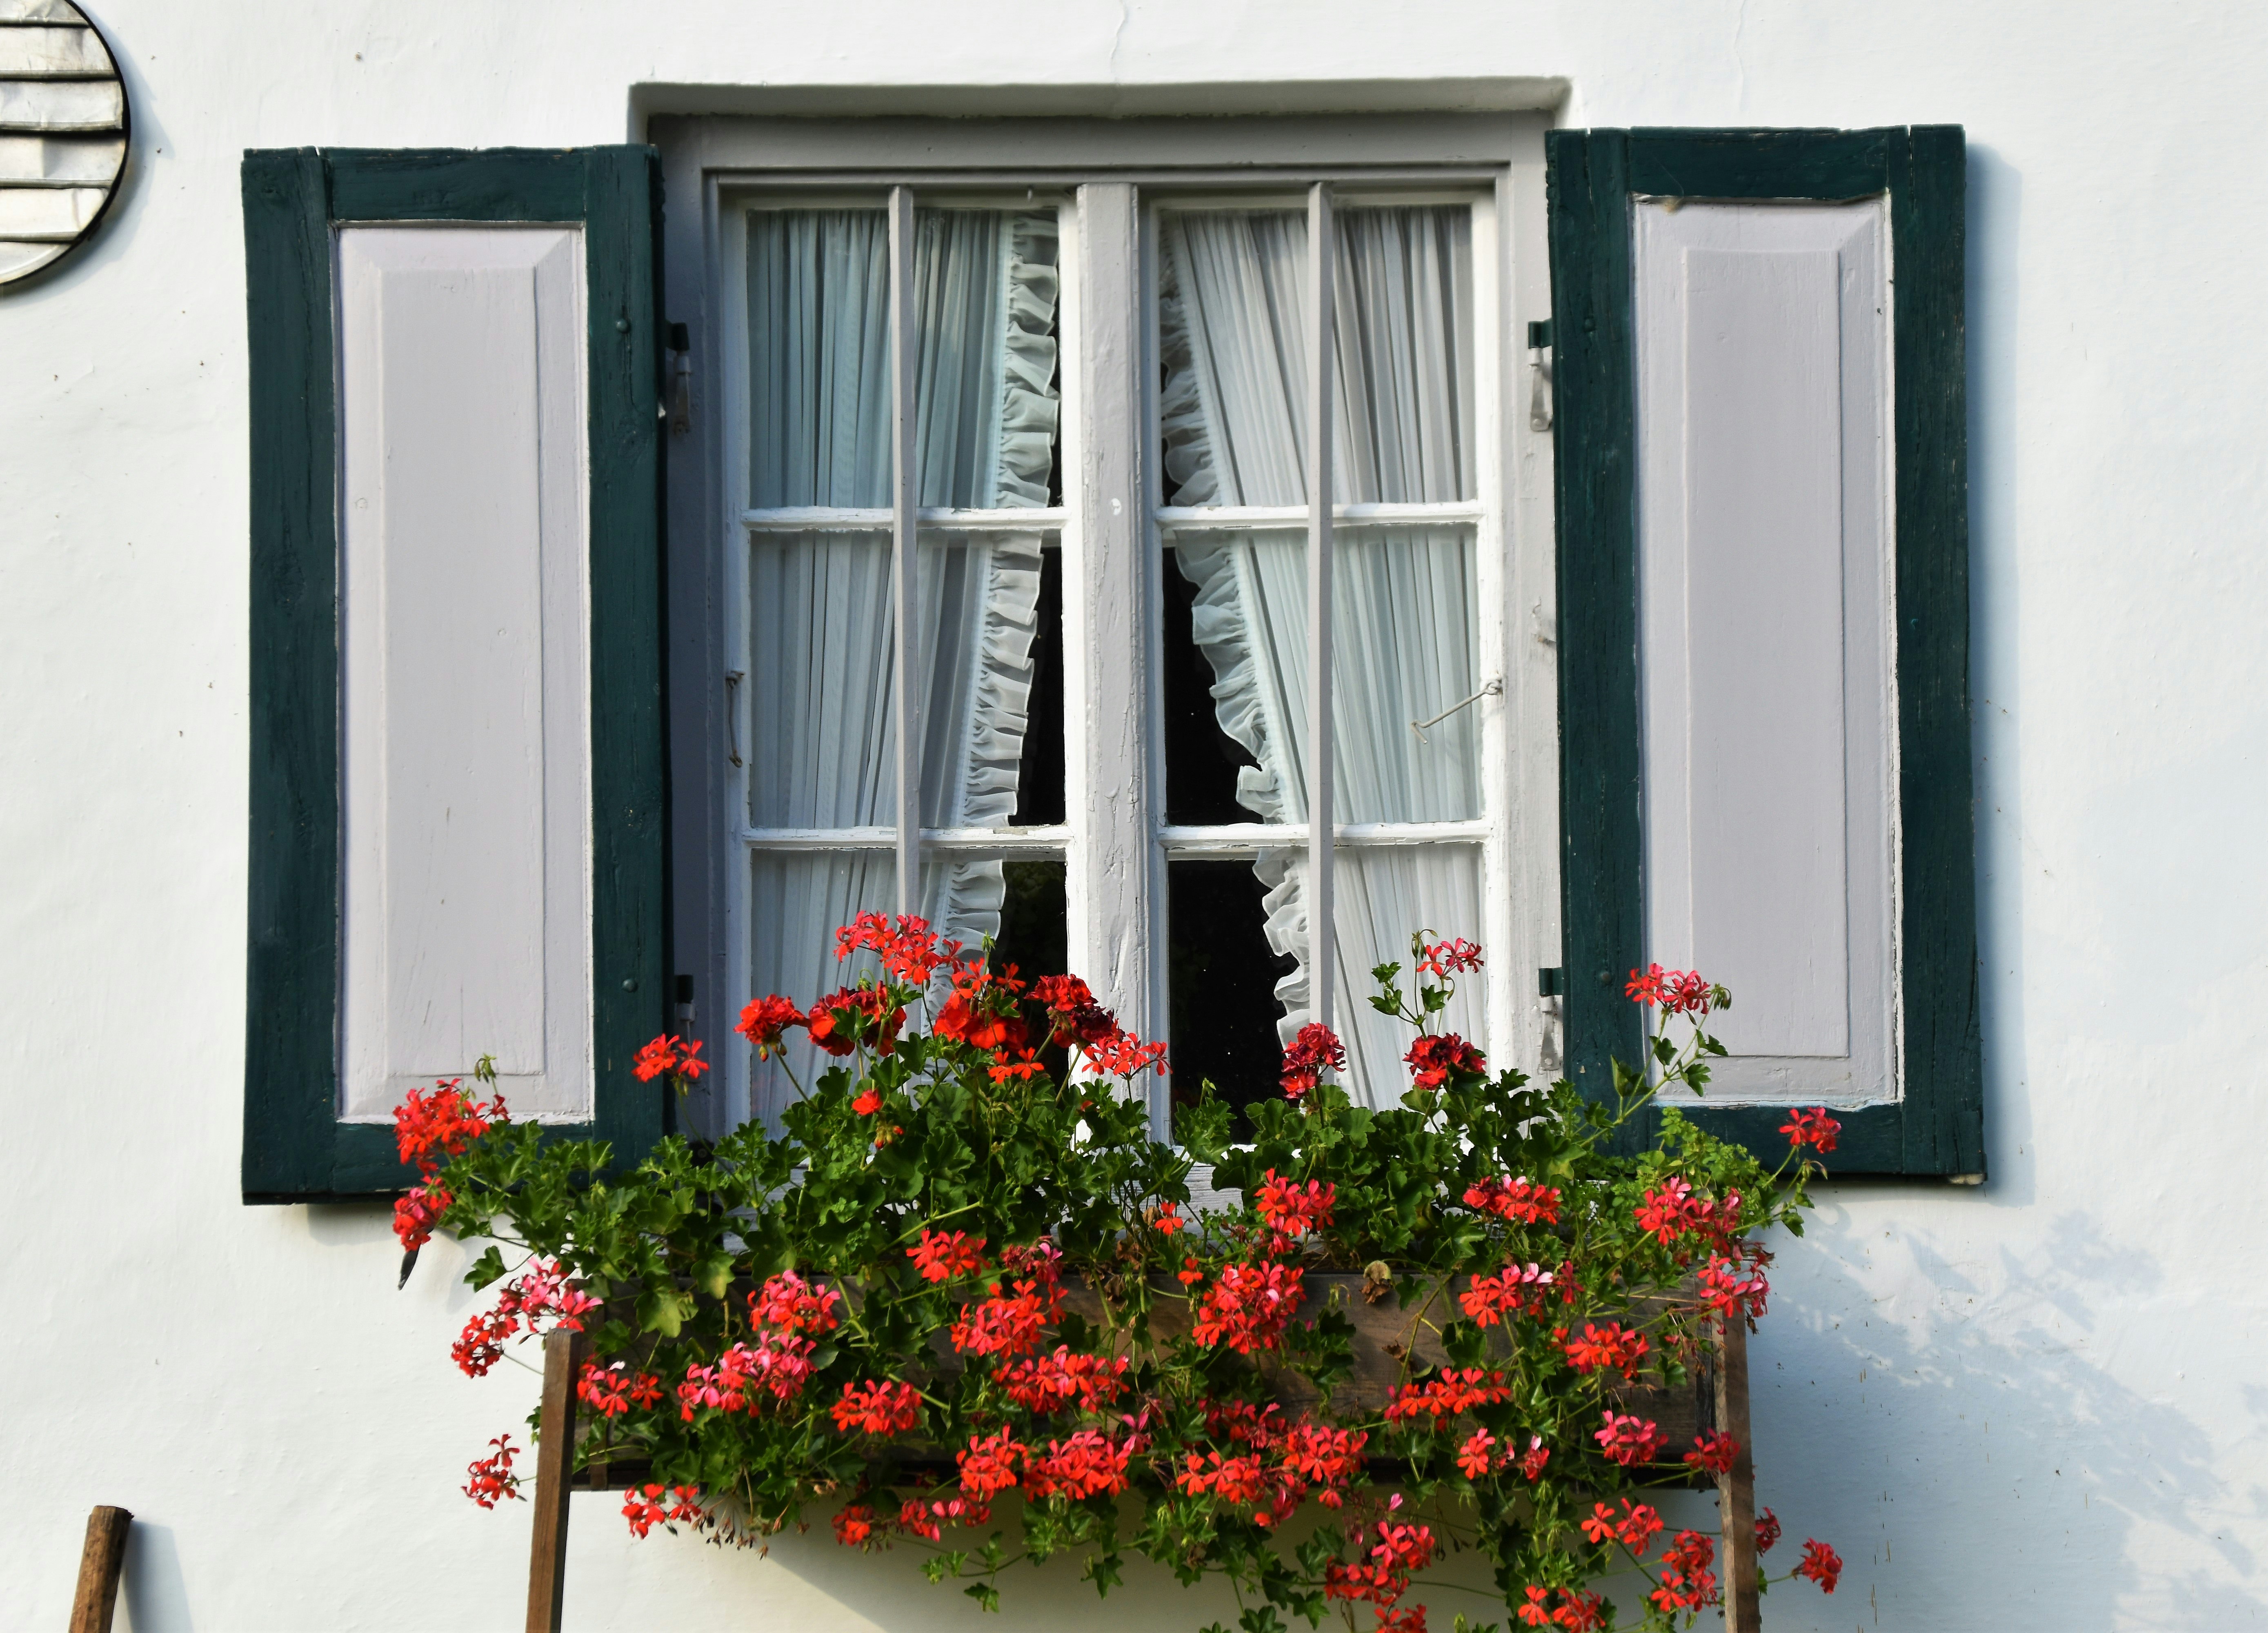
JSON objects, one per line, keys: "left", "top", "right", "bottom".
{"left": 464, "top": 1245, "right": 507, "bottom": 1290}
{"left": 692, "top": 1250, "right": 736, "bottom": 1300}
{"left": 636, "top": 1285, "right": 694, "bottom": 1337}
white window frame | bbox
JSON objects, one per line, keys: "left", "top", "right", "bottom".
{"left": 656, "top": 114, "right": 1563, "bottom": 1138}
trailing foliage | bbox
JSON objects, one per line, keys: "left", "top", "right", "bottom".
{"left": 399, "top": 919, "right": 1846, "bottom": 1631}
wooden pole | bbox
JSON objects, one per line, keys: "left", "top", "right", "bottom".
{"left": 67, "top": 1505, "right": 131, "bottom": 1633}
{"left": 1715, "top": 1315, "right": 1760, "bottom": 1633}
{"left": 526, "top": 1326, "right": 584, "bottom": 1633}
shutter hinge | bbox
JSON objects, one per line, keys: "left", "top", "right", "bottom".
{"left": 1537, "top": 966, "right": 1564, "bottom": 997}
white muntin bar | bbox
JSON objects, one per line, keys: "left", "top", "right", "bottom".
{"left": 742, "top": 825, "right": 1073, "bottom": 855}
{"left": 1067, "top": 180, "right": 1158, "bottom": 1056}
{"left": 887, "top": 184, "right": 921, "bottom": 915}
{"left": 1304, "top": 180, "right": 1336, "bottom": 1031}
{"left": 743, "top": 506, "right": 1068, "bottom": 531}
{"left": 1153, "top": 501, "right": 1483, "bottom": 530}
{"left": 1158, "top": 820, "right": 1490, "bottom": 856}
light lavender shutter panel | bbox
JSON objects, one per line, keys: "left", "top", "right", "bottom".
{"left": 336, "top": 226, "right": 593, "bottom": 1123}
{"left": 1633, "top": 200, "right": 1898, "bottom": 1103}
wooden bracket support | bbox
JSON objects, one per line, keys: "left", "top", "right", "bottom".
{"left": 68, "top": 1505, "right": 131, "bottom": 1633}
{"left": 526, "top": 1326, "right": 585, "bottom": 1633}
{"left": 1715, "top": 1314, "right": 1760, "bottom": 1633}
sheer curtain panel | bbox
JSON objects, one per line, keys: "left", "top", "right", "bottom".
{"left": 1160, "top": 205, "right": 1487, "bottom": 1103}
{"left": 744, "top": 207, "right": 1059, "bottom": 1117}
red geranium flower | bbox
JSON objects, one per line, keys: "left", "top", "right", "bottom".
{"left": 1280, "top": 1022, "right": 1345, "bottom": 1098}
{"left": 736, "top": 994, "right": 805, "bottom": 1056}
{"left": 1780, "top": 1105, "right": 1842, "bottom": 1154}
{"left": 1405, "top": 1032, "right": 1485, "bottom": 1090}
{"left": 907, "top": 1228, "right": 987, "bottom": 1284}
{"left": 1795, "top": 1538, "right": 1843, "bottom": 1593}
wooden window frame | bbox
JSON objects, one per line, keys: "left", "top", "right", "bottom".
{"left": 658, "top": 115, "right": 1563, "bottom": 1134}
{"left": 241, "top": 146, "right": 670, "bottom": 1202}
{"left": 1546, "top": 126, "right": 1984, "bottom": 1177}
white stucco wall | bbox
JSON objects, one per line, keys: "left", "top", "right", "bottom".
{"left": 5, "top": 3, "right": 2265, "bottom": 1628}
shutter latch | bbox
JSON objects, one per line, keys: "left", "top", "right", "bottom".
{"left": 1526, "top": 319, "right": 1554, "bottom": 432}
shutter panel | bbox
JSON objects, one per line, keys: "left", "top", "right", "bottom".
{"left": 1546, "top": 127, "right": 1982, "bottom": 1177}
{"left": 242, "top": 148, "right": 669, "bottom": 1201}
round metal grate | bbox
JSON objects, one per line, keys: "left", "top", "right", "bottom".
{"left": 0, "top": 0, "right": 126, "bottom": 287}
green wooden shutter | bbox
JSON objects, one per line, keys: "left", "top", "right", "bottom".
{"left": 1546, "top": 127, "right": 1982, "bottom": 1177}
{"left": 241, "top": 148, "right": 670, "bottom": 1201}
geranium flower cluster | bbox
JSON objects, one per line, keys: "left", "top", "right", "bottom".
{"left": 1649, "top": 1529, "right": 1720, "bottom": 1614}
{"left": 676, "top": 1335, "right": 817, "bottom": 1419}
{"left": 1624, "top": 962, "right": 1724, "bottom": 1017}
{"left": 461, "top": 1435, "right": 522, "bottom": 1508}
{"left": 621, "top": 1483, "right": 707, "bottom": 1539}
{"left": 1592, "top": 1410, "right": 1668, "bottom": 1467}
{"left": 632, "top": 1033, "right": 708, "bottom": 1084}
{"left": 1404, "top": 1031, "right": 1486, "bottom": 1090}
{"left": 1254, "top": 1170, "right": 1334, "bottom": 1241}
{"left": 1460, "top": 1261, "right": 1560, "bottom": 1327}
{"left": 400, "top": 921, "right": 1852, "bottom": 1630}
{"left": 1518, "top": 1585, "right": 1609, "bottom": 1630}
{"left": 1279, "top": 1021, "right": 1345, "bottom": 1097}
{"left": 998, "top": 1348, "right": 1128, "bottom": 1414}
{"left": 832, "top": 1378, "right": 923, "bottom": 1435}
{"left": 747, "top": 1269, "right": 841, "bottom": 1336}
{"left": 578, "top": 1360, "right": 666, "bottom": 1418}
{"left": 1463, "top": 1175, "right": 1562, "bottom": 1224}
{"left": 451, "top": 1257, "right": 600, "bottom": 1378}
{"left": 1780, "top": 1105, "right": 1843, "bottom": 1154}
{"left": 1383, "top": 1368, "right": 1513, "bottom": 1423}
{"left": 1323, "top": 1506, "right": 1438, "bottom": 1618}
{"left": 391, "top": 1077, "right": 507, "bottom": 1250}
{"left": 1189, "top": 1259, "right": 1304, "bottom": 1354}
{"left": 1634, "top": 1175, "right": 1746, "bottom": 1257}
{"left": 1559, "top": 1320, "right": 1652, "bottom": 1379}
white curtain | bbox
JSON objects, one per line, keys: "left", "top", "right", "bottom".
{"left": 1160, "top": 207, "right": 1488, "bottom": 1103}
{"left": 745, "top": 209, "right": 1057, "bottom": 1109}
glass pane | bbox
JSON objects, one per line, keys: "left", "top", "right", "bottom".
{"left": 1162, "top": 549, "right": 1259, "bottom": 825}
{"left": 1333, "top": 842, "right": 1489, "bottom": 1105}
{"left": 747, "top": 529, "right": 897, "bottom": 828}
{"left": 746, "top": 208, "right": 890, "bottom": 508}
{"left": 1158, "top": 209, "right": 1311, "bottom": 507}
{"left": 745, "top": 207, "right": 1060, "bottom": 509}
{"left": 1332, "top": 523, "right": 1482, "bottom": 823}
{"left": 916, "top": 851, "right": 1067, "bottom": 991}
{"left": 1332, "top": 206, "right": 1476, "bottom": 504}
{"left": 749, "top": 849, "right": 895, "bottom": 1122}
{"left": 914, "top": 528, "right": 1058, "bottom": 830}
{"left": 1011, "top": 547, "right": 1066, "bottom": 827}
{"left": 1157, "top": 204, "right": 1474, "bottom": 508}
{"left": 995, "top": 857, "right": 1070, "bottom": 982}
{"left": 1168, "top": 858, "right": 1299, "bottom": 1125}
{"left": 1164, "top": 527, "right": 1307, "bottom": 824}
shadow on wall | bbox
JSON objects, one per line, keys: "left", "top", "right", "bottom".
{"left": 1752, "top": 1203, "right": 2260, "bottom": 1632}
{"left": 118, "top": 1519, "right": 194, "bottom": 1633}
{"left": 736, "top": 1520, "right": 1247, "bottom": 1631}
{"left": 1963, "top": 138, "right": 2037, "bottom": 1215}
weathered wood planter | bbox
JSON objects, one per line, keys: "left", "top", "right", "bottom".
{"left": 525, "top": 1277, "right": 1760, "bottom": 1633}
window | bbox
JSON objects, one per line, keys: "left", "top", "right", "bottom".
{"left": 238, "top": 118, "right": 1980, "bottom": 1198}
{"left": 669, "top": 120, "right": 1549, "bottom": 1138}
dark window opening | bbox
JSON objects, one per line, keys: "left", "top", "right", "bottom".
{"left": 1168, "top": 859, "right": 1294, "bottom": 1133}
{"left": 1009, "top": 548, "right": 1066, "bottom": 828}
{"left": 1161, "top": 554, "right": 1262, "bottom": 827}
